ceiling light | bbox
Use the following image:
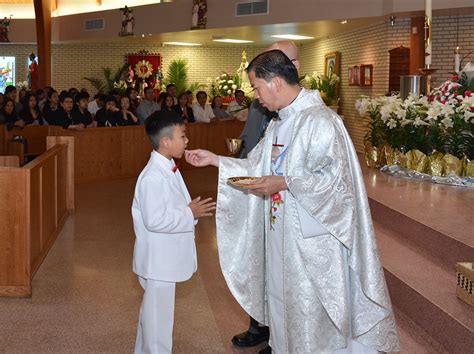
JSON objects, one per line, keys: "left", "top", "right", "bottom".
{"left": 341, "top": 20, "right": 347, "bottom": 24}
{"left": 163, "top": 42, "right": 202, "bottom": 46}
{"left": 271, "top": 34, "right": 314, "bottom": 40}
{"left": 212, "top": 39, "right": 254, "bottom": 44}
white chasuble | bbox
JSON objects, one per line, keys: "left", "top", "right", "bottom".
{"left": 216, "top": 89, "right": 400, "bottom": 353}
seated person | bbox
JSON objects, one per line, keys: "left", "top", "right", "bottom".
{"left": 19, "top": 92, "right": 44, "bottom": 126}
{"left": 1, "top": 98, "right": 25, "bottom": 130}
{"left": 166, "top": 84, "right": 178, "bottom": 105}
{"left": 125, "top": 87, "right": 140, "bottom": 115}
{"left": 174, "top": 93, "right": 195, "bottom": 123}
{"left": 192, "top": 91, "right": 215, "bottom": 123}
{"left": 161, "top": 93, "right": 175, "bottom": 112}
{"left": 71, "top": 92, "right": 95, "bottom": 128}
{"left": 54, "top": 94, "right": 85, "bottom": 130}
{"left": 211, "top": 95, "right": 233, "bottom": 120}
{"left": 227, "top": 89, "right": 248, "bottom": 121}
{"left": 88, "top": 93, "right": 106, "bottom": 118}
{"left": 120, "top": 96, "right": 140, "bottom": 125}
{"left": 43, "top": 90, "right": 62, "bottom": 125}
{"left": 96, "top": 96, "right": 123, "bottom": 127}
{"left": 185, "top": 90, "right": 193, "bottom": 108}
{"left": 137, "top": 87, "right": 160, "bottom": 124}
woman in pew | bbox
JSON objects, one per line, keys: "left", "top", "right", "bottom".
{"left": 119, "top": 96, "right": 139, "bottom": 125}
{"left": 53, "top": 94, "right": 85, "bottom": 131}
{"left": 42, "top": 90, "right": 61, "bottom": 125}
{"left": 161, "top": 93, "right": 175, "bottom": 112}
{"left": 174, "top": 93, "right": 195, "bottom": 123}
{"left": 19, "top": 92, "right": 44, "bottom": 126}
{"left": 96, "top": 96, "right": 122, "bottom": 127}
{"left": 211, "top": 95, "right": 233, "bottom": 120}
{"left": 1, "top": 98, "right": 25, "bottom": 130}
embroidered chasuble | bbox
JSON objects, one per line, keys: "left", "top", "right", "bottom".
{"left": 216, "top": 89, "right": 400, "bottom": 353}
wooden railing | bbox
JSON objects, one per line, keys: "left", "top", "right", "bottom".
{"left": 1, "top": 121, "right": 245, "bottom": 183}
{"left": 0, "top": 137, "right": 74, "bottom": 297}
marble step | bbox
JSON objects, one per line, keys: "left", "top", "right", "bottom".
{"left": 374, "top": 221, "right": 474, "bottom": 353}
{"left": 369, "top": 198, "right": 473, "bottom": 270}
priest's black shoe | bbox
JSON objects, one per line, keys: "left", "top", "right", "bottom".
{"left": 231, "top": 328, "right": 270, "bottom": 347}
{"left": 259, "top": 346, "right": 271, "bottom": 354}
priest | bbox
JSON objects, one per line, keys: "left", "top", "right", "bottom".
{"left": 185, "top": 50, "right": 400, "bottom": 353}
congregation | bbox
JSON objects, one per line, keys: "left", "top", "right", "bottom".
{"left": 0, "top": 83, "right": 249, "bottom": 131}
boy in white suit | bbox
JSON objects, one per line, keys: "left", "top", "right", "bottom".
{"left": 132, "top": 110, "right": 216, "bottom": 354}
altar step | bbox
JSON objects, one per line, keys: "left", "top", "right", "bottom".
{"left": 370, "top": 204, "right": 474, "bottom": 353}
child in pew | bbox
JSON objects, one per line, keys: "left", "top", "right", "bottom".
{"left": 131, "top": 110, "right": 216, "bottom": 354}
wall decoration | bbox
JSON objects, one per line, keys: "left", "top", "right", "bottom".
{"left": 348, "top": 65, "right": 360, "bottom": 86}
{"left": 324, "top": 51, "right": 340, "bottom": 77}
{"left": 119, "top": 6, "right": 134, "bottom": 37}
{"left": 127, "top": 50, "right": 162, "bottom": 95}
{"left": 360, "top": 64, "right": 373, "bottom": 86}
{"left": 0, "top": 56, "right": 15, "bottom": 93}
{"left": 0, "top": 16, "right": 12, "bottom": 43}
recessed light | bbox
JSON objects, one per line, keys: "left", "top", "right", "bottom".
{"left": 271, "top": 34, "right": 314, "bottom": 40}
{"left": 212, "top": 39, "right": 254, "bottom": 44}
{"left": 341, "top": 20, "right": 347, "bottom": 24}
{"left": 163, "top": 42, "right": 202, "bottom": 46}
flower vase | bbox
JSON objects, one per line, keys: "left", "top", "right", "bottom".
{"left": 364, "top": 144, "right": 385, "bottom": 168}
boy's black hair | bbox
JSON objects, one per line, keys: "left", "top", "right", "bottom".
{"left": 4, "top": 85, "right": 16, "bottom": 95}
{"left": 145, "top": 110, "right": 184, "bottom": 148}
{"left": 75, "top": 92, "right": 89, "bottom": 103}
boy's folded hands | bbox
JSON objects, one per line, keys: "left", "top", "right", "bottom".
{"left": 189, "top": 197, "right": 216, "bottom": 218}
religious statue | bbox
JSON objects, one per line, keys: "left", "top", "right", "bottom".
{"left": 0, "top": 16, "right": 12, "bottom": 43}
{"left": 126, "top": 65, "right": 135, "bottom": 87}
{"left": 119, "top": 6, "right": 134, "bottom": 37}
{"left": 28, "top": 53, "right": 39, "bottom": 93}
{"left": 191, "top": 0, "right": 199, "bottom": 29}
{"left": 198, "top": 0, "right": 208, "bottom": 29}
{"left": 237, "top": 50, "right": 249, "bottom": 85}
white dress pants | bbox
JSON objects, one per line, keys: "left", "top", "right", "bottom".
{"left": 134, "top": 276, "right": 176, "bottom": 354}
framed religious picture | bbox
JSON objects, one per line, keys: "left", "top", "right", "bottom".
{"left": 324, "top": 51, "right": 340, "bottom": 77}
{"left": 360, "top": 64, "right": 373, "bottom": 86}
{"left": 348, "top": 65, "right": 360, "bottom": 86}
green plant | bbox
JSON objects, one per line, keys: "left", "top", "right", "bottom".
{"left": 84, "top": 63, "right": 128, "bottom": 94}
{"left": 162, "top": 59, "right": 202, "bottom": 95}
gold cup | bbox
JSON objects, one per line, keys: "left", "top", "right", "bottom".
{"left": 226, "top": 138, "right": 242, "bottom": 156}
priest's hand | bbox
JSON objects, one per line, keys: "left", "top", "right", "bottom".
{"left": 243, "top": 176, "right": 287, "bottom": 196}
{"left": 185, "top": 149, "right": 219, "bottom": 167}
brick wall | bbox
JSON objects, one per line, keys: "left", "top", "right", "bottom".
{"left": 1, "top": 42, "right": 265, "bottom": 94}
{"left": 2, "top": 14, "right": 473, "bottom": 151}
{"left": 300, "top": 14, "right": 474, "bottom": 152}
{"left": 300, "top": 18, "right": 411, "bottom": 152}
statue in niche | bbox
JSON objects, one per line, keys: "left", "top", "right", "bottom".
{"left": 119, "top": 6, "right": 134, "bottom": 37}
{"left": 198, "top": 0, "right": 207, "bottom": 29}
{"left": 191, "top": 0, "right": 199, "bottom": 29}
{"left": 0, "top": 16, "right": 12, "bottom": 43}
{"left": 28, "top": 53, "right": 39, "bottom": 92}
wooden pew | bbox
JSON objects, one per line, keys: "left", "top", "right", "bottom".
{"left": 0, "top": 156, "right": 20, "bottom": 167}
{"left": 50, "top": 120, "right": 245, "bottom": 183}
{"left": 0, "top": 137, "right": 74, "bottom": 297}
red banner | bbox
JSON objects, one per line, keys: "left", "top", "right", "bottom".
{"left": 127, "top": 50, "right": 162, "bottom": 89}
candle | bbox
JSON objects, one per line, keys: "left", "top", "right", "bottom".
{"left": 425, "top": 0, "right": 432, "bottom": 67}
{"left": 454, "top": 47, "right": 460, "bottom": 72}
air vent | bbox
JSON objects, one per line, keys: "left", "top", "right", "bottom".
{"left": 236, "top": 0, "right": 269, "bottom": 16}
{"left": 84, "top": 18, "right": 105, "bottom": 31}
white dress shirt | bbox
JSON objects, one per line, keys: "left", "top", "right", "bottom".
{"left": 227, "top": 100, "right": 248, "bottom": 121}
{"left": 192, "top": 103, "right": 215, "bottom": 123}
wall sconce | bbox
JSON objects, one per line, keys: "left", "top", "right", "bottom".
{"left": 390, "top": 16, "right": 396, "bottom": 27}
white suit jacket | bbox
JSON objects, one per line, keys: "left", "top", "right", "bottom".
{"left": 132, "top": 151, "right": 197, "bottom": 282}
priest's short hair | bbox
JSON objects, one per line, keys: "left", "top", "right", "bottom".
{"left": 247, "top": 49, "right": 299, "bottom": 86}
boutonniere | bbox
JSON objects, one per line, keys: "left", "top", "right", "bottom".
{"left": 172, "top": 163, "right": 180, "bottom": 173}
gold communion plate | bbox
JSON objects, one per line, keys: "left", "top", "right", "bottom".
{"left": 227, "top": 176, "right": 259, "bottom": 187}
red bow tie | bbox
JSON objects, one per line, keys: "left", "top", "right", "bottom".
{"left": 172, "top": 164, "right": 180, "bottom": 173}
